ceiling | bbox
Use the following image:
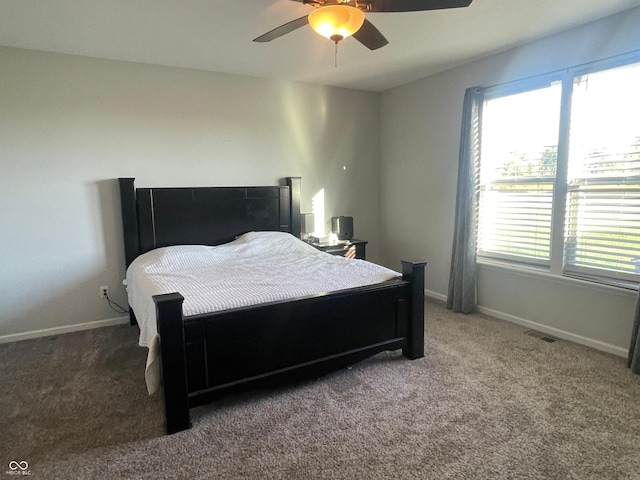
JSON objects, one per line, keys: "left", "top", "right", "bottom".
{"left": 1, "top": 0, "right": 639, "bottom": 92}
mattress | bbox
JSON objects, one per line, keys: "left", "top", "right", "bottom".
{"left": 126, "top": 230, "right": 401, "bottom": 394}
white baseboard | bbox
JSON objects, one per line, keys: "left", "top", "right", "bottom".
{"left": 0, "top": 316, "right": 130, "bottom": 345}
{"left": 424, "top": 289, "right": 627, "bottom": 358}
{"left": 425, "top": 289, "right": 447, "bottom": 302}
{"left": 476, "top": 305, "right": 627, "bottom": 358}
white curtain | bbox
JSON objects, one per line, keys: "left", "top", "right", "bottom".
{"left": 447, "top": 87, "right": 482, "bottom": 314}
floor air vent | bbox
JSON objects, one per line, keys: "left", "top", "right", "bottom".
{"left": 524, "top": 330, "right": 557, "bottom": 343}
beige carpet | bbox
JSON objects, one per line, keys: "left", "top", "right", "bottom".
{"left": 1, "top": 300, "right": 639, "bottom": 479}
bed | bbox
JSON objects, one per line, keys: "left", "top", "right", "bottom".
{"left": 118, "top": 177, "right": 426, "bottom": 434}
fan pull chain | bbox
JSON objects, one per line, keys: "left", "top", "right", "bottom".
{"left": 334, "top": 41, "right": 338, "bottom": 68}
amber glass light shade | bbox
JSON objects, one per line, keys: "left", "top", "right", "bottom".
{"left": 308, "top": 5, "right": 365, "bottom": 42}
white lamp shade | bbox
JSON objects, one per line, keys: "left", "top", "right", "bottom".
{"left": 302, "top": 213, "right": 315, "bottom": 234}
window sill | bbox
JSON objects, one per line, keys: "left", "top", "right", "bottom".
{"left": 477, "top": 258, "right": 638, "bottom": 298}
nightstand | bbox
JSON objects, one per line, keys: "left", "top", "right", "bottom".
{"left": 310, "top": 239, "right": 367, "bottom": 260}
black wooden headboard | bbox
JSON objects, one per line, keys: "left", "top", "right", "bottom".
{"left": 118, "top": 177, "right": 301, "bottom": 267}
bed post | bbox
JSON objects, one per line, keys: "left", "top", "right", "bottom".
{"left": 118, "top": 178, "right": 139, "bottom": 268}
{"left": 118, "top": 178, "right": 139, "bottom": 326}
{"left": 154, "top": 292, "right": 190, "bottom": 434}
{"left": 401, "top": 260, "right": 427, "bottom": 360}
{"left": 285, "top": 177, "right": 302, "bottom": 238}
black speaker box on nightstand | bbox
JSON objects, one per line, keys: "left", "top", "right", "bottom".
{"left": 331, "top": 216, "right": 353, "bottom": 240}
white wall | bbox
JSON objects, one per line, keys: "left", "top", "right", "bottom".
{"left": 0, "top": 46, "right": 381, "bottom": 339}
{"left": 380, "top": 7, "right": 640, "bottom": 354}
{"left": 4, "top": 8, "right": 639, "bottom": 351}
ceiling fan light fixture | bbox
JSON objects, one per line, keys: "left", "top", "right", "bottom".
{"left": 308, "top": 5, "right": 365, "bottom": 43}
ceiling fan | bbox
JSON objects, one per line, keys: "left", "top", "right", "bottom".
{"left": 253, "top": 0, "right": 473, "bottom": 51}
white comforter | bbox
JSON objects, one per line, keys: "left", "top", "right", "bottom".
{"left": 126, "top": 231, "right": 401, "bottom": 394}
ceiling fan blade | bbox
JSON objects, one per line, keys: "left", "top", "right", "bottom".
{"left": 253, "top": 15, "right": 309, "bottom": 43}
{"left": 368, "top": 0, "right": 472, "bottom": 12}
{"left": 352, "top": 19, "right": 388, "bottom": 50}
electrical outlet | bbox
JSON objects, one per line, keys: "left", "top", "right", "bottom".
{"left": 99, "top": 286, "right": 109, "bottom": 299}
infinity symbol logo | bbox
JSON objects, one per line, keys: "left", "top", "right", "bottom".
{"left": 8, "top": 461, "right": 29, "bottom": 471}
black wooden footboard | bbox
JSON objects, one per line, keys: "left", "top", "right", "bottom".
{"left": 154, "top": 260, "right": 426, "bottom": 434}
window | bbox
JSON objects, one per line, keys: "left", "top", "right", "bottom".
{"left": 476, "top": 55, "right": 640, "bottom": 287}
{"left": 478, "top": 81, "right": 561, "bottom": 266}
{"left": 565, "top": 62, "right": 640, "bottom": 283}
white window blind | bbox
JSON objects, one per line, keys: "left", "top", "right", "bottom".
{"left": 477, "top": 83, "right": 562, "bottom": 265}
{"left": 564, "top": 62, "right": 640, "bottom": 283}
